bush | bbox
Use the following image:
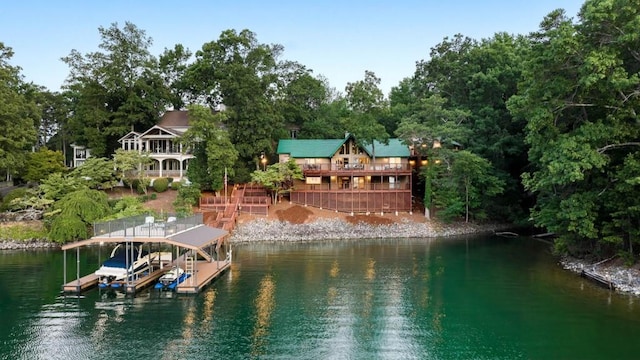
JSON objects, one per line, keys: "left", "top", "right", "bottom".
{"left": 167, "top": 177, "right": 174, "bottom": 183}
{"left": 1, "top": 188, "right": 30, "bottom": 211}
{"left": 170, "top": 181, "right": 182, "bottom": 190}
{"left": 150, "top": 193, "right": 157, "bottom": 200}
{"left": 153, "top": 178, "right": 169, "bottom": 192}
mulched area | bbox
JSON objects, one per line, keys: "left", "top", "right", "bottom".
{"left": 275, "top": 205, "right": 314, "bottom": 224}
{"left": 273, "top": 204, "right": 395, "bottom": 225}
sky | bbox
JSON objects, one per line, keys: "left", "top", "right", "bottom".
{"left": 1, "top": 0, "right": 584, "bottom": 96}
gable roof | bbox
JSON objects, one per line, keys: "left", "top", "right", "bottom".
{"left": 159, "top": 110, "right": 189, "bottom": 128}
{"left": 363, "top": 139, "right": 410, "bottom": 157}
{"left": 277, "top": 137, "right": 409, "bottom": 158}
{"left": 277, "top": 139, "right": 345, "bottom": 158}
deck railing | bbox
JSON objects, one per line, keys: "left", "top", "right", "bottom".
{"left": 93, "top": 213, "right": 204, "bottom": 238}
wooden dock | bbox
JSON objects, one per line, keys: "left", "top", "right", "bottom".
{"left": 62, "top": 264, "right": 171, "bottom": 294}
{"left": 176, "top": 260, "right": 231, "bottom": 294}
{"left": 62, "top": 273, "right": 100, "bottom": 293}
{"left": 581, "top": 270, "right": 616, "bottom": 290}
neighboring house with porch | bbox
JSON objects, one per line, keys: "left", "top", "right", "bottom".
{"left": 276, "top": 134, "right": 412, "bottom": 214}
{"left": 117, "top": 110, "right": 194, "bottom": 180}
{"left": 70, "top": 144, "right": 90, "bottom": 168}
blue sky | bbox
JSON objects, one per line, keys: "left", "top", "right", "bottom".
{"left": 1, "top": 0, "right": 584, "bottom": 96}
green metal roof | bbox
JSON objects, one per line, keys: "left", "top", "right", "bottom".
{"left": 277, "top": 137, "right": 409, "bottom": 158}
{"left": 277, "top": 139, "right": 345, "bottom": 158}
{"left": 363, "top": 139, "right": 410, "bottom": 157}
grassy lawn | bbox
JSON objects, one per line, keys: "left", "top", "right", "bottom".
{"left": 0, "top": 221, "right": 47, "bottom": 241}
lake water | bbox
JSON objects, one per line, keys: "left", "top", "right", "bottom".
{"left": 1, "top": 235, "right": 640, "bottom": 359}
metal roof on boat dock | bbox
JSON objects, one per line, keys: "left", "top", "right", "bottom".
{"left": 60, "top": 214, "right": 228, "bottom": 261}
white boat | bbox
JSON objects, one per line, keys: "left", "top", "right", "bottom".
{"left": 96, "top": 243, "right": 171, "bottom": 287}
{"left": 155, "top": 267, "right": 186, "bottom": 290}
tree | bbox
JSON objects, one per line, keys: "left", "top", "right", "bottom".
{"left": 113, "top": 149, "right": 152, "bottom": 194}
{"left": 22, "top": 147, "right": 66, "bottom": 183}
{"left": 47, "top": 188, "right": 111, "bottom": 243}
{"left": 436, "top": 150, "right": 505, "bottom": 222}
{"left": 395, "top": 94, "right": 471, "bottom": 219}
{"left": 180, "top": 104, "right": 238, "bottom": 191}
{"left": 250, "top": 159, "right": 303, "bottom": 203}
{"left": 61, "top": 22, "right": 171, "bottom": 157}
{"left": 0, "top": 42, "right": 38, "bottom": 181}
{"left": 159, "top": 44, "right": 192, "bottom": 110}
{"left": 345, "top": 71, "right": 390, "bottom": 164}
{"left": 410, "top": 32, "right": 529, "bottom": 221}
{"left": 508, "top": 2, "right": 640, "bottom": 257}
{"left": 188, "top": 29, "right": 283, "bottom": 180}
{"left": 70, "top": 156, "right": 118, "bottom": 190}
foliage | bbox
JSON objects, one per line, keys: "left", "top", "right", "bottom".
{"left": 152, "top": 177, "right": 169, "bottom": 192}
{"left": 172, "top": 182, "right": 201, "bottom": 216}
{"left": 434, "top": 150, "right": 505, "bottom": 222}
{"left": 181, "top": 104, "right": 238, "bottom": 191}
{"left": 189, "top": 29, "right": 283, "bottom": 180}
{"left": 0, "top": 187, "right": 46, "bottom": 211}
{"left": 0, "top": 43, "right": 38, "bottom": 180}
{"left": 1, "top": 188, "right": 28, "bottom": 211}
{"left": 113, "top": 149, "right": 152, "bottom": 194}
{"left": 100, "top": 196, "right": 147, "bottom": 220}
{"left": 170, "top": 181, "right": 181, "bottom": 190}
{"left": 0, "top": 222, "right": 48, "bottom": 241}
{"left": 507, "top": 2, "right": 640, "bottom": 257}
{"left": 22, "top": 147, "right": 66, "bottom": 183}
{"left": 70, "top": 156, "right": 117, "bottom": 190}
{"left": 39, "top": 172, "right": 87, "bottom": 201}
{"left": 61, "top": 22, "right": 171, "bottom": 157}
{"left": 250, "top": 159, "right": 304, "bottom": 203}
{"left": 47, "top": 188, "right": 111, "bottom": 243}
{"left": 345, "top": 71, "right": 389, "bottom": 160}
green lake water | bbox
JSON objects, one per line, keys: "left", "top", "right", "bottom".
{"left": 1, "top": 235, "right": 640, "bottom": 359}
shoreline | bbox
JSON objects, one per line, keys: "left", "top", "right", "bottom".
{"left": 229, "top": 217, "right": 505, "bottom": 243}
{"left": 4, "top": 215, "right": 640, "bottom": 297}
{"left": 560, "top": 256, "right": 640, "bottom": 296}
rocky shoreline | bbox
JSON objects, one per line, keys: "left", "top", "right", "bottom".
{"left": 229, "top": 217, "right": 503, "bottom": 243}
{"left": 560, "top": 257, "right": 640, "bottom": 296}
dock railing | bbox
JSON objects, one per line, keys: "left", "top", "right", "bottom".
{"left": 93, "top": 213, "right": 204, "bottom": 238}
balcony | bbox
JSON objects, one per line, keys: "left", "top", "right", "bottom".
{"left": 302, "top": 163, "right": 411, "bottom": 176}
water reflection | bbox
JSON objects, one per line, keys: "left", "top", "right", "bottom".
{"left": 251, "top": 273, "right": 275, "bottom": 356}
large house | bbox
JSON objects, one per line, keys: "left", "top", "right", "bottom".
{"left": 117, "top": 110, "right": 194, "bottom": 180}
{"left": 277, "top": 134, "right": 412, "bottom": 214}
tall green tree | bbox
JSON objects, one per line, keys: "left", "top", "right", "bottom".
{"left": 345, "top": 71, "right": 390, "bottom": 163}
{"left": 435, "top": 150, "right": 504, "bottom": 222}
{"left": 22, "top": 148, "right": 66, "bottom": 183}
{"left": 189, "top": 29, "right": 282, "bottom": 180}
{"left": 0, "top": 42, "right": 38, "bottom": 181}
{"left": 61, "top": 22, "right": 171, "bottom": 157}
{"left": 508, "top": 1, "right": 640, "bottom": 257}
{"left": 411, "top": 32, "right": 529, "bottom": 221}
{"left": 180, "top": 104, "right": 238, "bottom": 191}
{"left": 159, "top": 44, "right": 192, "bottom": 110}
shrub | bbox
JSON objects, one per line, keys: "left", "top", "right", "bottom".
{"left": 153, "top": 178, "right": 169, "bottom": 192}
{"left": 167, "top": 177, "right": 174, "bottom": 183}
{"left": 150, "top": 193, "right": 157, "bottom": 200}
{"left": 170, "top": 181, "right": 181, "bottom": 190}
{"left": 1, "top": 188, "right": 30, "bottom": 211}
